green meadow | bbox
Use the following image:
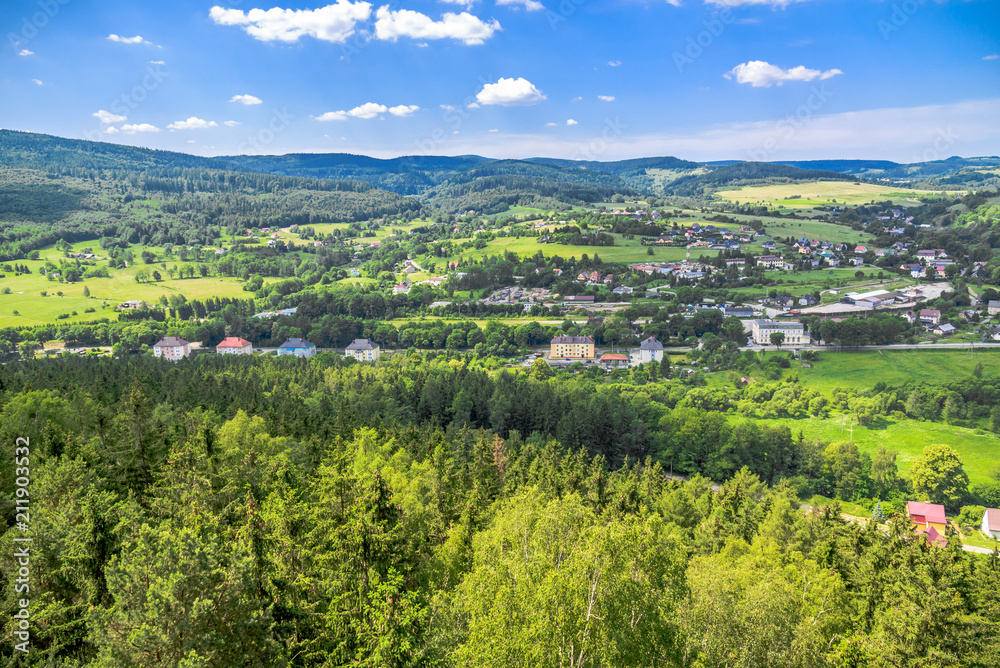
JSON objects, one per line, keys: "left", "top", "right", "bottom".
{"left": 715, "top": 180, "right": 964, "bottom": 209}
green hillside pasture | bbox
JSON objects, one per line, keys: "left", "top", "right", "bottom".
{"left": 715, "top": 181, "right": 963, "bottom": 209}
{"left": 758, "top": 218, "right": 874, "bottom": 245}
{"left": 759, "top": 414, "right": 999, "bottom": 486}
{"left": 787, "top": 349, "right": 1000, "bottom": 395}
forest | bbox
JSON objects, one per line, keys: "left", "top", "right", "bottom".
{"left": 0, "top": 353, "right": 998, "bottom": 667}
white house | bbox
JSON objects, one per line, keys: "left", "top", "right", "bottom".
{"left": 636, "top": 336, "right": 664, "bottom": 363}
{"left": 983, "top": 508, "right": 1000, "bottom": 540}
{"left": 277, "top": 338, "right": 316, "bottom": 358}
{"left": 751, "top": 320, "right": 808, "bottom": 346}
{"left": 216, "top": 336, "right": 252, "bottom": 355}
{"left": 152, "top": 337, "right": 191, "bottom": 361}
{"left": 345, "top": 338, "right": 380, "bottom": 362}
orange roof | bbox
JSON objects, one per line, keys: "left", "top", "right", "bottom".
{"left": 217, "top": 337, "right": 252, "bottom": 348}
{"left": 602, "top": 354, "right": 629, "bottom": 361}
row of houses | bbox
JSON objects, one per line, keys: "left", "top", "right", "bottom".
{"left": 152, "top": 337, "right": 383, "bottom": 362}
{"left": 549, "top": 335, "right": 665, "bottom": 362}
{"left": 908, "top": 501, "right": 1000, "bottom": 546}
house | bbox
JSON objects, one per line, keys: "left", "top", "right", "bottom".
{"left": 907, "top": 501, "right": 947, "bottom": 545}
{"left": 152, "top": 337, "right": 191, "bottom": 361}
{"left": 756, "top": 255, "right": 784, "bottom": 269}
{"left": 216, "top": 337, "right": 252, "bottom": 355}
{"left": 636, "top": 336, "right": 664, "bottom": 363}
{"left": 563, "top": 295, "right": 596, "bottom": 305}
{"left": 988, "top": 300, "right": 1000, "bottom": 316}
{"left": 933, "top": 323, "right": 956, "bottom": 336}
{"left": 277, "top": 338, "right": 316, "bottom": 358}
{"left": 550, "top": 335, "right": 595, "bottom": 359}
{"left": 751, "top": 320, "right": 808, "bottom": 346}
{"left": 982, "top": 508, "right": 1000, "bottom": 540}
{"left": 723, "top": 306, "right": 754, "bottom": 318}
{"left": 919, "top": 309, "right": 941, "bottom": 326}
{"left": 118, "top": 300, "right": 147, "bottom": 310}
{"left": 345, "top": 338, "right": 380, "bottom": 362}
{"left": 600, "top": 353, "right": 629, "bottom": 368}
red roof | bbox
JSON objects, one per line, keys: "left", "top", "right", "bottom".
{"left": 217, "top": 337, "right": 252, "bottom": 348}
{"left": 907, "top": 501, "right": 946, "bottom": 525}
{"left": 923, "top": 524, "right": 947, "bottom": 547}
{"left": 601, "top": 354, "right": 629, "bottom": 361}
{"left": 985, "top": 508, "right": 1000, "bottom": 532}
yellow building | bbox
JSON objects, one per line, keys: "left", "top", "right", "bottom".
{"left": 550, "top": 335, "right": 595, "bottom": 359}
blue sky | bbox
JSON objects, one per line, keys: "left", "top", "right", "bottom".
{"left": 2, "top": 0, "right": 998, "bottom": 161}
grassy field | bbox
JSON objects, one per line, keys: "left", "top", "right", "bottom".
{"left": 0, "top": 239, "right": 260, "bottom": 328}
{"left": 759, "top": 414, "right": 1000, "bottom": 485}
{"left": 759, "top": 218, "right": 874, "bottom": 244}
{"left": 418, "top": 234, "right": 699, "bottom": 265}
{"left": 786, "top": 349, "right": 1000, "bottom": 394}
{"left": 715, "top": 181, "right": 964, "bottom": 209}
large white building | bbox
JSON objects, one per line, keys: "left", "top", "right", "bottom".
{"left": 345, "top": 338, "right": 380, "bottom": 362}
{"left": 277, "top": 338, "right": 316, "bottom": 358}
{"left": 636, "top": 336, "right": 664, "bottom": 363}
{"left": 751, "top": 320, "right": 808, "bottom": 346}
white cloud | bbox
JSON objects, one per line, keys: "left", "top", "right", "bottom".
{"left": 105, "top": 127, "right": 119, "bottom": 135}
{"left": 230, "top": 94, "right": 263, "bottom": 105}
{"left": 566, "top": 119, "right": 578, "bottom": 126}
{"left": 18, "top": 49, "right": 34, "bottom": 56}
{"left": 706, "top": 0, "right": 811, "bottom": 6}
{"left": 93, "top": 109, "right": 127, "bottom": 125}
{"left": 209, "top": 2, "right": 372, "bottom": 43}
{"left": 476, "top": 77, "right": 546, "bottom": 106}
{"left": 496, "top": 0, "right": 544, "bottom": 11}
{"left": 466, "top": 102, "right": 480, "bottom": 109}
{"left": 388, "top": 104, "right": 420, "bottom": 117}
{"left": 545, "top": 122, "right": 558, "bottom": 127}
{"left": 316, "top": 102, "right": 400, "bottom": 120}
{"left": 984, "top": 54, "right": 999, "bottom": 61}
{"left": 167, "top": 117, "right": 219, "bottom": 130}
{"left": 725, "top": 60, "right": 842, "bottom": 87}
{"left": 571, "top": 96, "right": 583, "bottom": 102}
{"left": 374, "top": 7, "right": 500, "bottom": 45}
{"left": 107, "top": 34, "right": 150, "bottom": 45}
{"left": 608, "top": 60, "right": 621, "bottom": 67}
{"left": 187, "top": 139, "right": 196, "bottom": 143}
{"left": 487, "top": 128, "right": 498, "bottom": 132}
{"left": 598, "top": 95, "right": 615, "bottom": 102}
{"left": 149, "top": 60, "right": 165, "bottom": 64}
{"left": 440, "top": 104, "right": 455, "bottom": 111}
{"left": 224, "top": 120, "right": 241, "bottom": 127}
{"left": 121, "top": 123, "right": 160, "bottom": 134}
{"left": 32, "top": 79, "right": 43, "bottom": 86}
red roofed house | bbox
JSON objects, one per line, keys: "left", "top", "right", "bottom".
{"left": 908, "top": 501, "right": 947, "bottom": 545}
{"left": 983, "top": 508, "right": 1000, "bottom": 540}
{"left": 216, "top": 337, "right": 253, "bottom": 355}
{"left": 600, "top": 353, "right": 629, "bottom": 368}
{"left": 924, "top": 524, "right": 947, "bottom": 548}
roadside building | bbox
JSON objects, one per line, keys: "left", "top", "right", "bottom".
{"left": 277, "top": 338, "right": 316, "bottom": 358}
{"left": 345, "top": 338, "right": 380, "bottom": 362}
{"left": 152, "top": 337, "right": 191, "bottom": 361}
{"left": 636, "top": 336, "right": 664, "bottom": 363}
{"left": 216, "top": 337, "right": 253, "bottom": 355}
{"left": 750, "top": 320, "right": 808, "bottom": 346}
{"left": 550, "top": 335, "right": 595, "bottom": 359}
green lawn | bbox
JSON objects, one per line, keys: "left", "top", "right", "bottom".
{"left": 787, "top": 349, "right": 1000, "bottom": 394}
{"left": 758, "top": 218, "right": 874, "bottom": 245}
{"left": 758, "top": 414, "right": 1000, "bottom": 485}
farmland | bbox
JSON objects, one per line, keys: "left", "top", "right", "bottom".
{"left": 714, "top": 180, "right": 964, "bottom": 209}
